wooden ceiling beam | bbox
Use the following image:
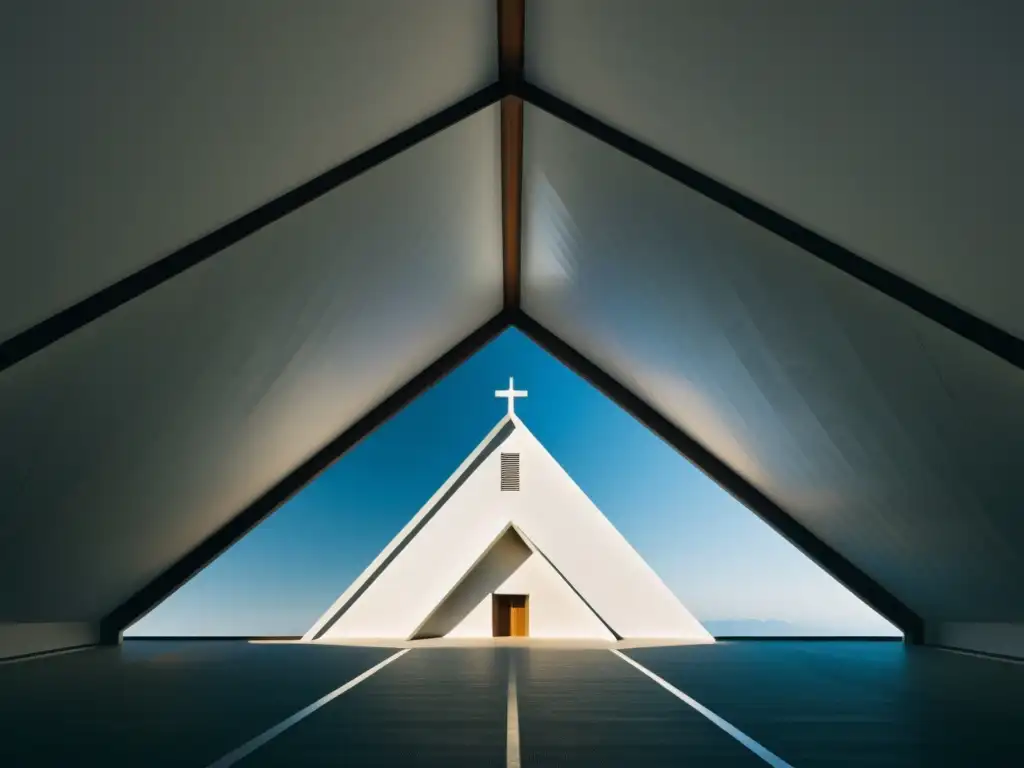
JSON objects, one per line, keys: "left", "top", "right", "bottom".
{"left": 498, "top": 0, "right": 525, "bottom": 310}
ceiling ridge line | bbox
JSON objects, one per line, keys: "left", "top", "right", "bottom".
{"left": 498, "top": 0, "right": 526, "bottom": 310}
{"left": 511, "top": 81, "right": 1024, "bottom": 373}
{"left": 0, "top": 82, "right": 508, "bottom": 375}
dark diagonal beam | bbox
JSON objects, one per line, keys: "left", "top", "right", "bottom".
{"left": 514, "top": 311, "right": 925, "bottom": 644}
{"left": 0, "top": 84, "right": 505, "bottom": 375}
{"left": 499, "top": 0, "right": 525, "bottom": 309}
{"left": 515, "top": 83, "right": 1024, "bottom": 373}
{"left": 100, "top": 311, "right": 514, "bottom": 643}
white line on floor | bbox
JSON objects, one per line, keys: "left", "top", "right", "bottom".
{"left": 611, "top": 650, "right": 794, "bottom": 768}
{"left": 507, "top": 654, "right": 521, "bottom": 768}
{"left": 205, "top": 648, "right": 410, "bottom": 768}
{"left": 932, "top": 644, "right": 1024, "bottom": 665}
{"left": 0, "top": 645, "right": 93, "bottom": 665}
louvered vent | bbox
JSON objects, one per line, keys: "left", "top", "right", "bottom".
{"left": 500, "top": 453, "right": 520, "bottom": 491}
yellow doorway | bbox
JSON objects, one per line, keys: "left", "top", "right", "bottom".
{"left": 492, "top": 594, "right": 529, "bottom": 637}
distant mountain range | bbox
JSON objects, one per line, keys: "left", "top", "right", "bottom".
{"left": 702, "top": 619, "right": 900, "bottom": 637}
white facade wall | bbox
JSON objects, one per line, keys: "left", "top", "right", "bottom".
{"left": 313, "top": 415, "right": 713, "bottom": 642}
{"left": 321, "top": 509, "right": 508, "bottom": 639}
{"left": 502, "top": 421, "right": 712, "bottom": 639}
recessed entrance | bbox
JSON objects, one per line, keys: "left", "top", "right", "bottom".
{"left": 492, "top": 594, "right": 529, "bottom": 637}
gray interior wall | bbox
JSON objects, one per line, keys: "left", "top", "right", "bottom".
{"left": 521, "top": 105, "right": 1024, "bottom": 628}
{"left": 0, "top": 622, "right": 99, "bottom": 660}
{"left": 1, "top": 0, "right": 495, "bottom": 341}
{"left": 527, "top": 0, "right": 1024, "bottom": 338}
{"left": 526, "top": 0, "right": 1024, "bottom": 655}
{"left": 927, "top": 623, "right": 1024, "bottom": 660}
{"left": 0, "top": 108, "right": 503, "bottom": 623}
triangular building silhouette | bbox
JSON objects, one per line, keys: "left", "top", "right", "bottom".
{"left": 304, "top": 380, "right": 713, "bottom": 643}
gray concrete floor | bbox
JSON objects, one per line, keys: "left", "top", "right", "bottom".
{"left": 627, "top": 641, "right": 1024, "bottom": 767}
{"left": 0, "top": 641, "right": 391, "bottom": 766}
{"left": 516, "top": 648, "right": 765, "bottom": 767}
{"left": 244, "top": 647, "right": 508, "bottom": 767}
{"left": 0, "top": 640, "right": 1021, "bottom": 766}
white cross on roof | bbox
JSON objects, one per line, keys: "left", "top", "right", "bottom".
{"left": 495, "top": 376, "right": 528, "bottom": 416}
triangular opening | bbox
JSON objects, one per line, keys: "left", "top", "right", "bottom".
{"left": 127, "top": 328, "right": 900, "bottom": 640}
{"left": 413, "top": 524, "right": 533, "bottom": 639}
{"left": 409, "top": 524, "right": 615, "bottom": 641}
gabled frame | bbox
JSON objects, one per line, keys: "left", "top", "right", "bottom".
{"left": 10, "top": 0, "right": 1019, "bottom": 647}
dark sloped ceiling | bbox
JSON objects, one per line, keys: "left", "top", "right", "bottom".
{"left": 1, "top": 0, "right": 497, "bottom": 342}
{"left": 520, "top": 106, "right": 1024, "bottom": 623}
{"left": 0, "top": 105, "right": 503, "bottom": 620}
{"left": 527, "top": 0, "right": 1024, "bottom": 339}
{"left": 2, "top": 1, "right": 1023, "bottom": 655}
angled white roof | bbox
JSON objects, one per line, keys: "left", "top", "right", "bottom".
{"left": 303, "top": 416, "right": 515, "bottom": 641}
{"left": 305, "top": 412, "right": 713, "bottom": 642}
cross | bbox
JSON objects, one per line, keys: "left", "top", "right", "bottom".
{"left": 495, "top": 376, "right": 528, "bottom": 416}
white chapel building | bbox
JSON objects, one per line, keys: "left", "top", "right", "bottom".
{"left": 303, "top": 379, "right": 714, "bottom": 644}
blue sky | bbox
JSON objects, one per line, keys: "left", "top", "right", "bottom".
{"left": 129, "top": 328, "right": 898, "bottom": 638}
